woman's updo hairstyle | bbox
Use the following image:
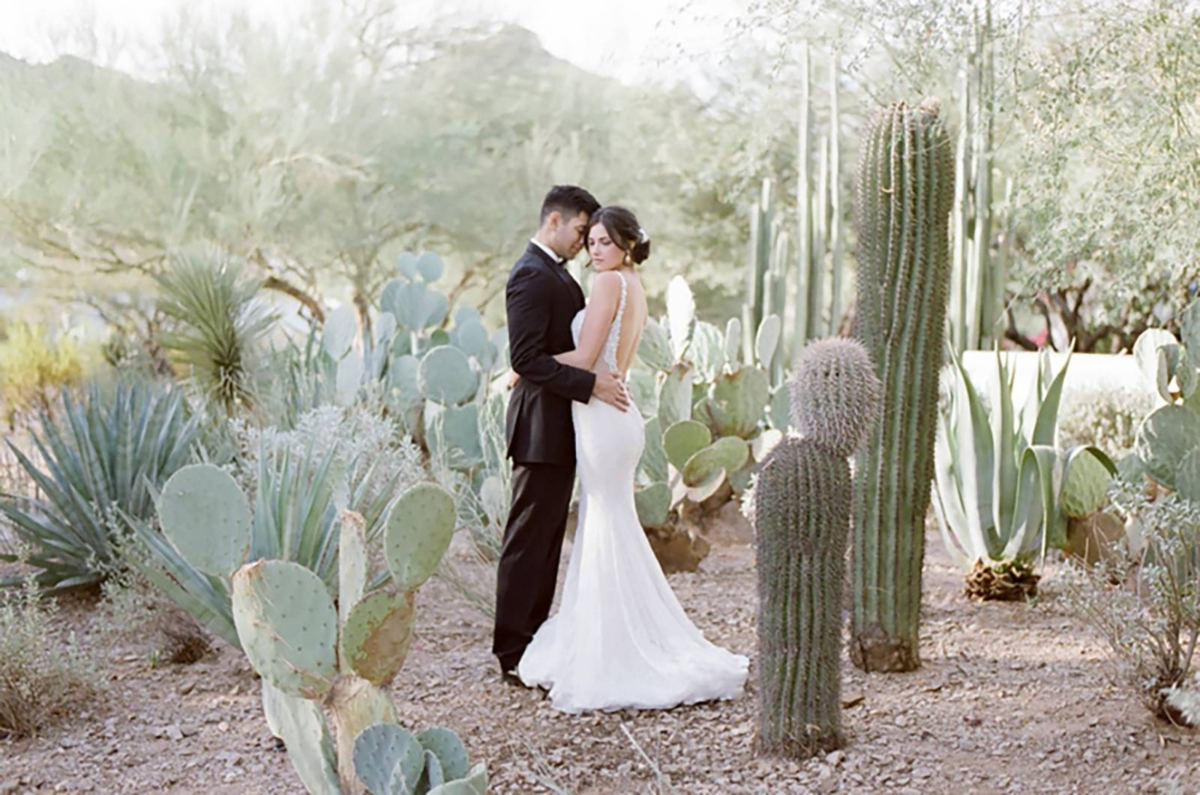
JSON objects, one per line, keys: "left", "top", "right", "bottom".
{"left": 590, "top": 205, "right": 651, "bottom": 265}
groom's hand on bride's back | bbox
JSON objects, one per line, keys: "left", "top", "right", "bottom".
{"left": 593, "top": 372, "right": 630, "bottom": 411}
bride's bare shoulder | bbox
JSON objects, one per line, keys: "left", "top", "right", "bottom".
{"left": 592, "top": 271, "right": 625, "bottom": 292}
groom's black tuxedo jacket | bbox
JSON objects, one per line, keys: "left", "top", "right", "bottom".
{"left": 505, "top": 243, "right": 596, "bottom": 466}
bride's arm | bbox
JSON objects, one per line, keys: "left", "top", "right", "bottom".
{"left": 552, "top": 272, "right": 623, "bottom": 371}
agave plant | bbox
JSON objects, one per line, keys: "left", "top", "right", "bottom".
{"left": 0, "top": 382, "right": 200, "bottom": 592}
{"left": 156, "top": 248, "right": 276, "bottom": 415}
{"left": 933, "top": 347, "right": 1116, "bottom": 600}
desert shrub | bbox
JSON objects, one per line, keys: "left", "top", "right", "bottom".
{"left": 1065, "top": 479, "right": 1200, "bottom": 726}
{"left": 0, "top": 382, "right": 201, "bottom": 593}
{"left": 0, "top": 576, "right": 100, "bottom": 738}
{"left": 0, "top": 322, "right": 85, "bottom": 428}
{"left": 95, "top": 573, "right": 211, "bottom": 665}
{"left": 229, "top": 404, "right": 426, "bottom": 538}
{"left": 1058, "top": 386, "right": 1154, "bottom": 459}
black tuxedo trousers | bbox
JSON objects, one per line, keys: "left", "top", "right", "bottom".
{"left": 493, "top": 244, "right": 595, "bottom": 671}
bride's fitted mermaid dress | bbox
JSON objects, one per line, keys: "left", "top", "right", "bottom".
{"left": 518, "top": 273, "right": 749, "bottom": 713}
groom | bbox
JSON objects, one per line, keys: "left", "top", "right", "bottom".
{"left": 492, "top": 185, "right": 629, "bottom": 681}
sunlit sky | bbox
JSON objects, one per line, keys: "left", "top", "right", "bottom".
{"left": 0, "top": 0, "right": 740, "bottom": 85}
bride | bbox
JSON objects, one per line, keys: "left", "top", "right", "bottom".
{"left": 515, "top": 205, "right": 749, "bottom": 713}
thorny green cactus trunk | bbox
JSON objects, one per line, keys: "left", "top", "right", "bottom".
{"left": 851, "top": 100, "right": 954, "bottom": 673}
{"left": 754, "top": 338, "right": 879, "bottom": 758}
{"left": 755, "top": 437, "right": 851, "bottom": 756}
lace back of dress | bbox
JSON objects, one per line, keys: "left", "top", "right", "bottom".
{"left": 603, "top": 273, "right": 628, "bottom": 372}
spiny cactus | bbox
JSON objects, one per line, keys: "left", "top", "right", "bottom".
{"left": 754, "top": 338, "right": 880, "bottom": 758}
{"left": 851, "top": 99, "right": 954, "bottom": 673}
{"left": 788, "top": 337, "right": 881, "bottom": 458}
{"left": 155, "top": 467, "right": 485, "bottom": 794}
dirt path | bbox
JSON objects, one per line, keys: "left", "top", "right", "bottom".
{"left": 3, "top": 528, "right": 1198, "bottom": 794}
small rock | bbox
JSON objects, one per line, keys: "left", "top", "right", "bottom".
{"left": 826, "top": 750, "right": 844, "bottom": 767}
{"left": 165, "top": 725, "right": 183, "bottom": 741}
{"left": 177, "top": 681, "right": 196, "bottom": 696}
{"left": 218, "top": 721, "right": 231, "bottom": 733}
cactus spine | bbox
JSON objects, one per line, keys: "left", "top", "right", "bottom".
{"left": 851, "top": 100, "right": 954, "bottom": 672}
{"left": 754, "top": 338, "right": 879, "bottom": 758}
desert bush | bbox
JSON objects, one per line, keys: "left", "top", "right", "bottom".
{"left": 1058, "top": 386, "right": 1154, "bottom": 459}
{"left": 0, "top": 382, "right": 201, "bottom": 593}
{"left": 0, "top": 322, "right": 85, "bottom": 428}
{"left": 95, "top": 573, "right": 211, "bottom": 665}
{"left": 1065, "top": 479, "right": 1200, "bottom": 726}
{"left": 0, "top": 576, "right": 100, "bottom": 738}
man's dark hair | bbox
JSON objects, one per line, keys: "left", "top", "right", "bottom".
{"left": 539, "top": 185, "right": 600, "bottom": 224}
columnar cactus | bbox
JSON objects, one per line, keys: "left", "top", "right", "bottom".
{"left": 754, "top": 338, "right": 880, "bottom": 758}
{"left": 157, "top": 466, "right": 485, "bottom": 794}
{"left": 851, "top": 99, "right": 954, "bottom": 672}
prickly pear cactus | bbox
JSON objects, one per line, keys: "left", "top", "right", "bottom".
{"left": 851, "top": 99, "right": 954, "bottom": 673}
{"left": 157, "top": 467, "right": 479, "bottom": 793}
{"left": 753, "top": 338, "right": 880, "bottom": 758}
{"left": 352, "top": 723, "right": 424, "bottom": 795}
{"left": 232, "top": 560, "right": 339, "bottom": 699}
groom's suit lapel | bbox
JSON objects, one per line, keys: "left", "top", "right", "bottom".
{"left": 526, "top": 243, "right": 585, "bottom": 310}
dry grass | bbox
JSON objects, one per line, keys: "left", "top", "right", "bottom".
{"left": 0, "top": 578, "right": 101, "bottom": 739}
{"left": 95, "top": 574, "right": 212, "bottom": 666}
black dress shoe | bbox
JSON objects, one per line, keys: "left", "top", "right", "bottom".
{"left": 500, "top": 669, "right": 525, "bottom": 688}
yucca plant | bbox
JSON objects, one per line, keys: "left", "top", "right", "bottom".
{"left": 933, "top": 347, "right": 1116, "bottom": 600}
{"left": 156, "top": 248, "right": 276, "bottom": 415}
{"left": 0, "top": 382, "right": 200, "bottom": 592}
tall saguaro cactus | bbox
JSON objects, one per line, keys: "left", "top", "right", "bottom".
{"left": 755, "top": 338, "right": 880, "bottom": 758}
{"left": 851, "top": 100, "right": 954, "bottom": 673}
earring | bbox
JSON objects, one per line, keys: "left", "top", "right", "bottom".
{"left": 623, "top": 251, "right": 632, "bottom": 266}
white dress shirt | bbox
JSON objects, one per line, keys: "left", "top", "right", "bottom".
{"left": 530, "top": 238, "right": 563, "bottom": 264}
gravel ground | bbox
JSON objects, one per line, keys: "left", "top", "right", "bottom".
{"left": 3, "top": 525, "right": 1199, "bottom": 794}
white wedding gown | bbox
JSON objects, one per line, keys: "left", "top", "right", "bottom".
{"left": 517, "top": 272, "right": 749, "bottom": 713}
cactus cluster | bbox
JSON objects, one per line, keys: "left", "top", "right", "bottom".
{"left": 753, "top": 338, "right": 880, "bottom": 758}
{"left": 632, "top": 276, "right": 782, "bottom": 533}
{"left": 1132, "top": 298, "right": 1200, "bottom": 502}
{"left": 316, "top": 250, "right": 507, "bottom": 476}
{"left": 851, "top": 100, "right": 954, "bottom": 672}
{"left": 156, "top": 465, "right": 485, "bottom": 794}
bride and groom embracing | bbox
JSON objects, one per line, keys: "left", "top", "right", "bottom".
{"left": 491, "top": 185, "right": 749, "bottom": 714}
